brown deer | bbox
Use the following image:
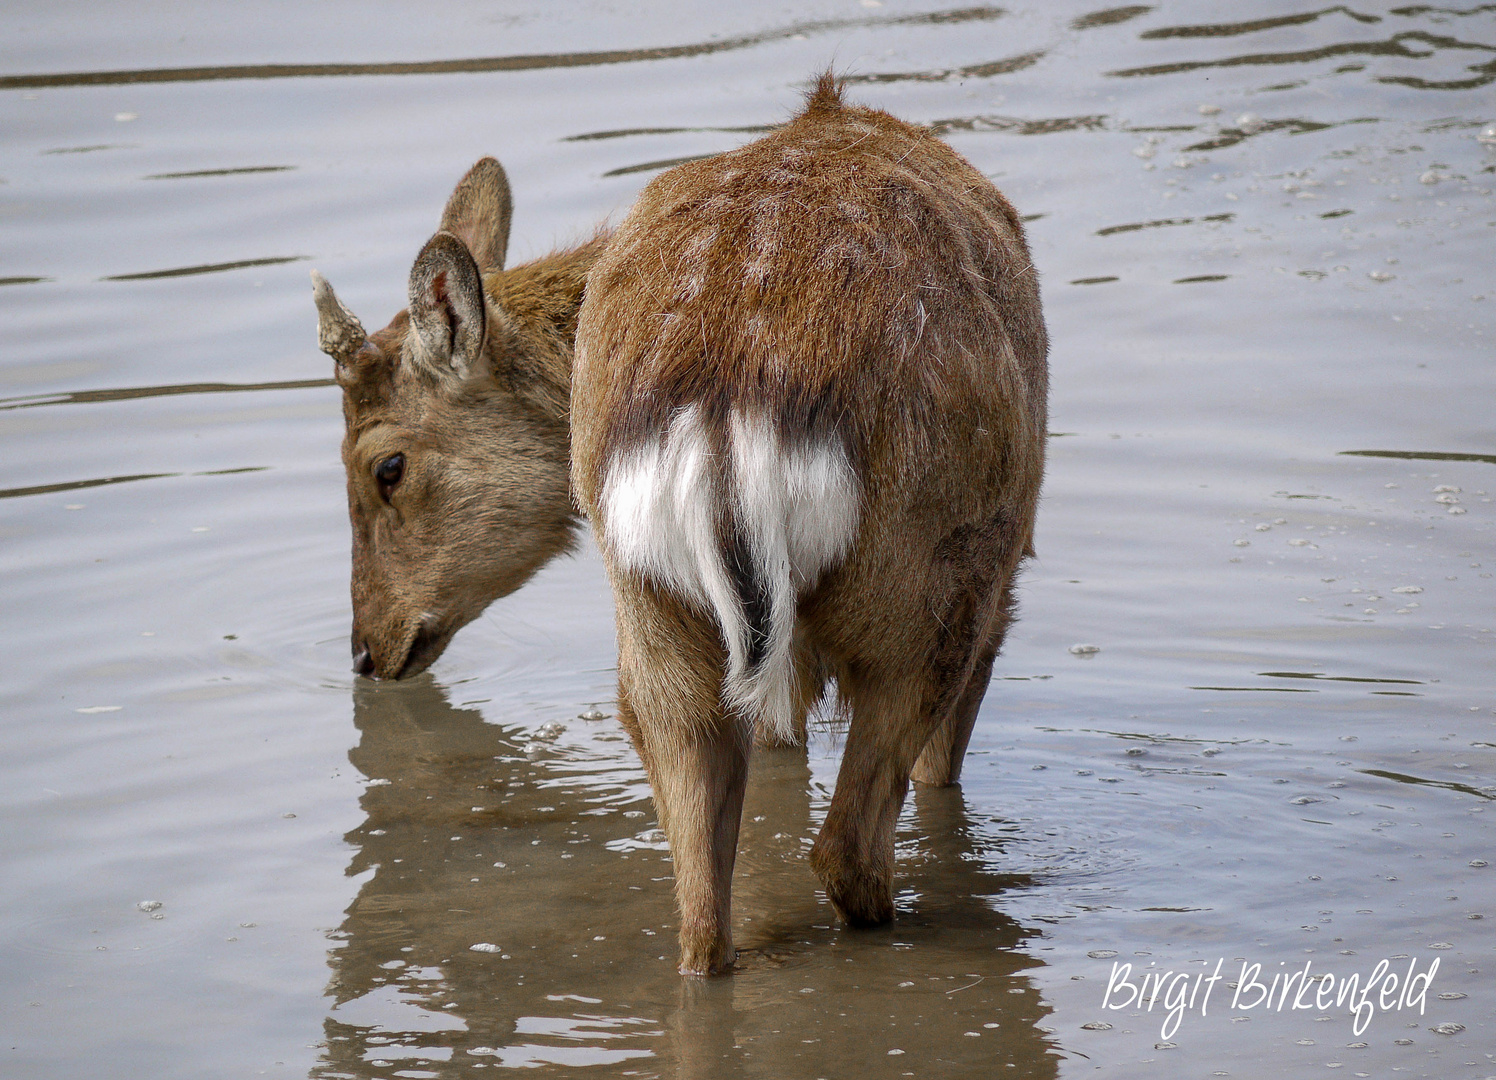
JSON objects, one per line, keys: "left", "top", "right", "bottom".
{"left": 313, "top": 74, "right": 1047, "bottom": 977}
{"left": 312, "top": 159, "right": 607, "bottom": 681}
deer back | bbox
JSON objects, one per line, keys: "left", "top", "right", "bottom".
{"left": 573, "top": 78, "right": 1048, "bottom": 739}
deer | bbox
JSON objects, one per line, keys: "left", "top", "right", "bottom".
{"left": 312, "top": 74, "right": 1048, "bottom": 977}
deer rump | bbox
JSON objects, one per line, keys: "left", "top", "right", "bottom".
{"left": 574, "top": 80, "right": 1046, "bottom": 747}
{"left": 601, "top": 404, "right": 860, "bottom": 742}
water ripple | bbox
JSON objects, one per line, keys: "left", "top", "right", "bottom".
{"left": 0, "top": 377, "right": 334, "bottom": 412}
{"left": 0, "top": 466, "right": 268, "bottom": 501}
{"left": 144, "top": 165, "right": 294, "bottom": 180}
{"left": 564, "top": 124, "right": 774, "bottom": 142}
{"left": 1340, "top": 449, "right": 1496, "bottom": 465}
{"left": 930, "top": 113, "right": 1109, "bottom": 135}
{"left": 1362, "top": 768, "right": 1495, "bottom": 801}
{"left": 103, "top": 255, "right": 307, "bottom": 281}
{"left": 1072, "top": 6, "right": 1155, "bottom": 32}
{"left": 845, "top": 50, "right": 1046, "bottom": 84}
{"left": 0, "top": 6, "right": 1008, "bottom": 90}
{"left": 600, "top": 152, "right": 719, "bottom": 178}
{"left": 1096, "top": 212, "right": 1234, "bottom": 235}
{"left": 1140, "top": 6, "right": 1384, "bottom": 40}
{"left": 1108, "top": 30, "right": 1496, "bottom": 85}
{"left": 1183, "top": 116, "right": 1378, "bottom": 152}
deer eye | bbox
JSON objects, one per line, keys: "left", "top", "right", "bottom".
{"left": 374, "top": 453, "right": 405, "bottom": 500}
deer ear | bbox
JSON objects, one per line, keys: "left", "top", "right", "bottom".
{"left": 439, "top": 157, "right": 512, "bottom": 272}
{"left": 407, "top": 231, "right": 486, "bottom": 382}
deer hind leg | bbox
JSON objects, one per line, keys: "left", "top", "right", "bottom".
{"left": 808, "top": 673, "right": 936, "bottom": 926}
{"left": 811, "top": 545, "right": 1017, "bottom": 925}
{"left": 612, "top": 573, "right": 750, "bottom": 976}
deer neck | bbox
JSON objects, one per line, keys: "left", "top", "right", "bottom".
{"left": 486, "top": 231, "right": 612, "bottom": 426}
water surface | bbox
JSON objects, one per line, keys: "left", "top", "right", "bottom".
{"left": 3, "top": 2, "right": 1493, "bottom": 1077}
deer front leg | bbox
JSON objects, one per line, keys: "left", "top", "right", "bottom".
{"left": 913, "top": 576, "right": 1019, "bottom": 786}
{"left": 613, "top": 575, "right": 750, "bottom": 976}
{"left": 911, "top": 632, "right": 1005, "bottom": 787}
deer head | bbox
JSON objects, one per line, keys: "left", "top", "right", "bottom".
{"left": 313, "top": 158, "right": 594, "bottom": 680}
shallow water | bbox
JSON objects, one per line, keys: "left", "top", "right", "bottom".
{"left": 3, "top": 2, "right": 1493, "bottom": 1077}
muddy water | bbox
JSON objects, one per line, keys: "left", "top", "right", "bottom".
{"left": 3, "top": 2, "right": 1493, "bottom": 1077}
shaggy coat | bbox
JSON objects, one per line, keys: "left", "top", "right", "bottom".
{"left": 571, "top": 76, "right": 1047, "bottom": 973}
{"left": 314, "top": 76, "right": 1047, "bottom": 978}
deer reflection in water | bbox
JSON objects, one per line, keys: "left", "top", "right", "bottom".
{"left": 314, "top": 677, "right": 1058, "bottom": 1079}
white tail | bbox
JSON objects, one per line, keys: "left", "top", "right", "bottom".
{"left": 601, "top": 406, "right": 860, "bottom": 741}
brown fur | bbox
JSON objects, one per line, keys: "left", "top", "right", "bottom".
{"left": 572, "top": 75, "right": 1047, "bottom": 973}
{"left": 317, "top": 157, "right": 609, "bottom": 680}
{"left": 316, "top": 75, "right": 1047, "bottom": 978}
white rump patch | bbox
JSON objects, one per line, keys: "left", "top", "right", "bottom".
{"left": 601, "top": 406, "right": 860, "bottom": 741}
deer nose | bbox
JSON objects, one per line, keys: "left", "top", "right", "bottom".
{"left": 352, "top": 640, "right": 376, "bottom": 677}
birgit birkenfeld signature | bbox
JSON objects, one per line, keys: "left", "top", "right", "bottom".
{"left": 1100, "top": 956, "right": 1443, "bottom": 1039}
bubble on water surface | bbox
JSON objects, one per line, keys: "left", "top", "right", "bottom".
{"left": 1086, "top": 950, "right": 1117, "bottom": 959}
{"left": 136, "top": 901, "right": 162, "bottom": 912}
{"left": 1429, "top": 1023, "right": 1464, "bottom": 1035}
{"left": 1069, "top": 643, "right": 1100, "bottom": 656}
{"left": 1392, "top": 586, "right": 1423, "bottom": 594}
{"left": 1081, "top": 1021, "right": 1113, "bottom": 1030}
{"left": 470, "top": 943, "right": 501, "bottom": 953}
{"left": 74, "top": 706, "right": 121, "bottom": 714}
{"left": 1198, "top": 104, "right": 1220, "bottom": 116}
